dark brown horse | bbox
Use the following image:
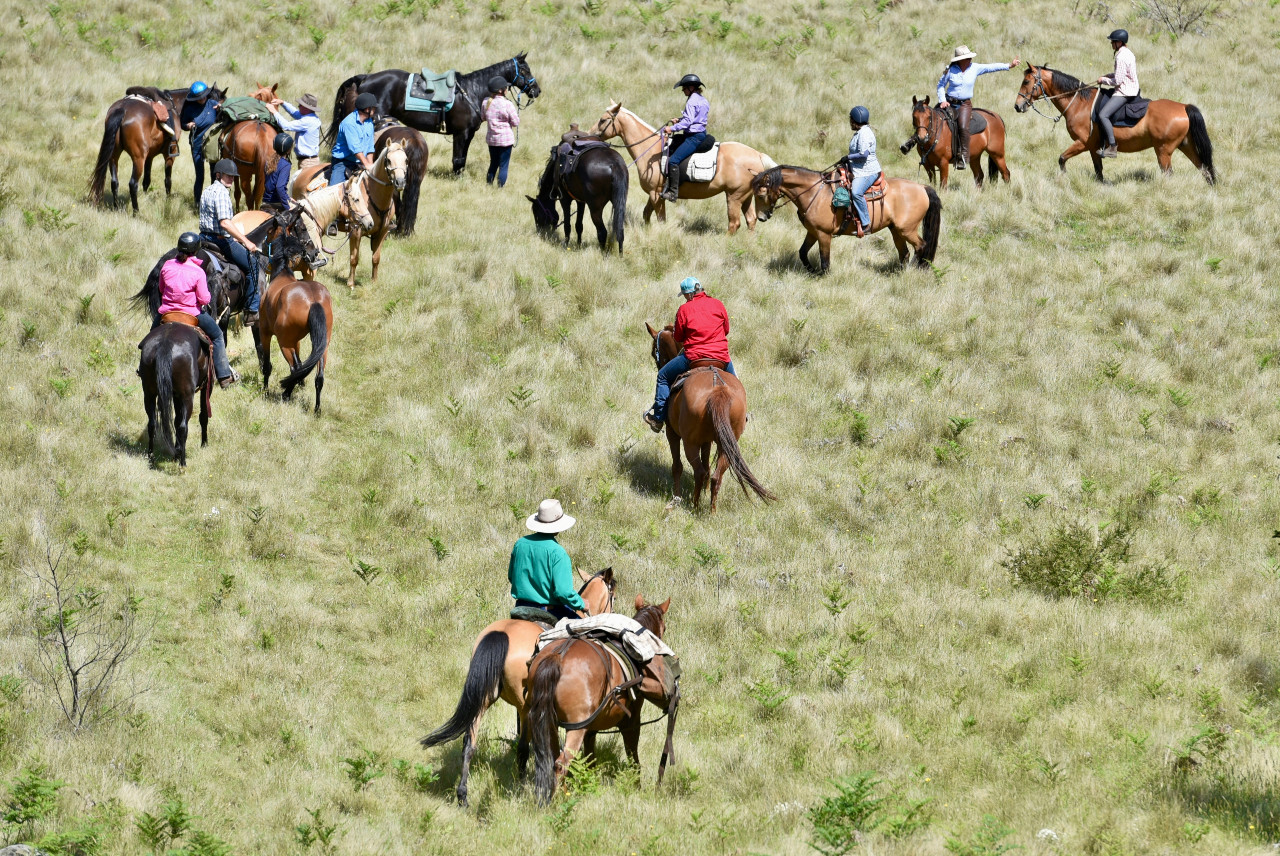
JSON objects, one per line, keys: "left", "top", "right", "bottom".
{"left": 254, "top": 235, "right": 333, "bottom": 414}
{"left": 528, "top": 144, "right": 627, "bottom": 253}
{"left": 528, "top": 595, "right": 673, "bottom": 804}
{"left": 374, "top": 123, "right": 429, "bottom": 236}
{"left": 645, "top": 324, "right": 774, "bottom": 511}
{"left": 326, "top": 54, "right": 540, "bottom": 174}
{"left": 420, "top": 569, "right": 617, "bottom": 806}
{"left": 89, "top": 96, "right": 179, "bottom": 212}
{"left": 900, "top": 96, "right": 1011, "bottom": 189}
{"left": 138, "top": 323, "right": 211, "bottom": 467}
{"left": 1014, "top": 64, "right": 1215, "bottom": 184}
{"left": 217, "top": 84, "right": 281, "bottom": 211}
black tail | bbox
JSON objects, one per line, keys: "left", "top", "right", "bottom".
{"left": 154, "top": 345, "right": 176, "bottom": 457}
{"left": 421, "top": 630, "right": 508, "bottom": 748}
{"left": 280, "top": 303, "right": 328, "bottom": 396}
{"left": 529, "top": 652, "right": 563, "bottom": 805}
{"left": 708, "top": 386, "right": 775, "bottom": 502}
{"left": 915, "top": 185, "right": 942, "bottom": 267}
{"left": 987, "top": 151, "right": 999, "bottom": 183}
{"left": 609, "top": 163, "right": 628, "bottom": 254}
{"left": 131, "top": 252, "right": 173, "bottom": 319}
{"left": 324, "top": 76, "right": 364, "bottom": 147}
{"left": 397, "top": 137, "right": 428, "bottom": 236}
{"left": 90, "top": 105, "right": 124, "bottom": 204}
{"left": 1185, "top": 104, "right": 1215, "bottom": 185}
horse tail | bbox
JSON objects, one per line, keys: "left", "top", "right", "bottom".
{"left": 708, "top": 383, "right": 775, "bottom": 502}
{"left": 610, "top": 161, "right": 628, "bottom": 253}
{"left": 529, "top": 649, "right": 564, "bottom": 805}
{"left": 154, "top": 342, "right": 177, "bottom": 457}
{"left": 131, "top": 253, "right": 169, "bottom": 318}
{"left": 325, "top": 76, "right": 364, "bottom": 147}
{"left": 420, "top": 630, "right": 508, "bottom": 748}
{"left": 89, "top": 105, "right": 124, "bottom": 203}
{"left": 916, "top": 185, "right": 942, "bottom": 267}
{"left": 987, "top": 151, "right": 999, "bottom": 182}
{"left": 398, "top": 137, "right": 427, "bottom": 236}
{"left": 1185, "top": 104, "right": 1215, "bottom": 184}
{"left": 280, "top": 302, "right": 328, "bottom": 395}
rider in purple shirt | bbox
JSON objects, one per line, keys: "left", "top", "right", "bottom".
{"left": 661, "top": 73, "right": 710, "bottom": 202}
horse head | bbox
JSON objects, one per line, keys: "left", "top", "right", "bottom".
{"left": 645, "top": 322, "right": 680, "bottom": 368}
{"left": 578, "top": 567, "right": 616, "bottom": 615}
{"left": 589, "top": 102, "right": 623, "bottom": 140}
{"left": 527, "top": 194, "right": 558, "bottom": 233}
{"left": 382, "top": 141, "right": 409, "bottom": 191}
{"left": 512, "top": 52, "right": 541, "bottom": 100}
{"left": 1014, "top": 63, "right": 1045, "bottom": 114}
{"left": 271, "top": 208, "right": 323, "bottom": 270}
{"left": 902, "top": 97, "right": 934, "bottom": 152}
{"left": 633, "top": 595, "right": 671, "bottom": 638}
{"left": 249, "top": 82, "right": 279, "bottom": 102}
{"left": 749, "top": 168, "right": 782, "bottom": 222}
{"left": 344, "top": 175, "right": 377, "bottom": 232}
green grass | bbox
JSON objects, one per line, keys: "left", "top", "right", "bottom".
{"left": 2, "top": 0, "right": 1279, "bottom": 853}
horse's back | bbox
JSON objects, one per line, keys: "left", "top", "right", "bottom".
{"left": 672, "top": 370, "right": 746, "bottom": 443}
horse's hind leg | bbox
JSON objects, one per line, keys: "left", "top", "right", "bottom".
{"left": 199, "top": 361, "right": 209, "bottom": 446}
{"left": 144, "top": 388, "right": 157, "bottom": 458}
{"left": 561, "top": 198, "right": 571, "bottom": 245}
{"left": 142, "top": 155, "right": 153, "bottom": 192}
{"left": 589, "top": 203, "right": 607, "bottom": 251}
{"left": 575, "top": 203, "right": 586, "bottom": 246}
{"left": 891, "top": 229, "right": 910, "bottom": 266}
{"left": 455, "top": 702, "right": 489, "bottom": 807}
{"left": 109, "top": 151, "right": 121, "bottom": 207}
{"left": 582, "top": 731, "right": 598, "bottom": 761}
{"left": 174, "top": 391, "right": 192, "bottom": 467}
{"left": 1156, "top": 143, "right": 1176, "bottom": 175}
{"left": 164, "top": 158, "right": 173, "bottom": 196}
{"left": 709, "top": 447, "right": 730, "bottom": 513}
{"left": 666, "top": 428, "right": 684, "bottom": 502}
{"left": 686, "top": 439, "right": 709, "bottom": 510}
{"left": 129, "top": 152, "right": 145, "bottom": 213}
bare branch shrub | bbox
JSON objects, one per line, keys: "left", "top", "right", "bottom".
{"left": 25, "top": 543, "right": 147, "bottom": 730}
{"left": 1133, "top": 0, "right": 1220, "bottom": 36}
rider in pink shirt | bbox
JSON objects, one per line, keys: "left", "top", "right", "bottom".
{"left": 1096, "top": 29, "right": 1140, "bottom": 158}
{"left": 151, "top": 232, "right": 236, "bottom": 387}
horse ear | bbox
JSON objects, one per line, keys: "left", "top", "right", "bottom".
{"left": 271, "top": 83, "right": 278, "bottom": 93}
{"left": 525, "top": 194, "right": 536, "bottom": 202}
{"left": 645, "top": 322, "right": 658, "bottom": 338}
{"left": 600, "top": 567, "right": 614, "bottom": 585}
{"left": 658, "top": 597, "right": 671, "bottom": 614}
{"left": 912, "top": 95, "right": 918, "bottom": 105}
{"left": 634, "top": 594, "right": 646, "bottom": 611}
{"left": 923, "top": 95, "right": 930, "bottom": 105}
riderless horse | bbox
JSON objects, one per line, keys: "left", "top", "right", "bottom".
{"left": 529, "top": 143, "right": 627, "bottom": 253}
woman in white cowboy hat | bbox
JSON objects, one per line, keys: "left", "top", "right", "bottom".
{"left": 508, "top": 499, "right": 585, "bottom": 621}
{"left": 936, "top": 45, "right": 1019, "bottom": 170}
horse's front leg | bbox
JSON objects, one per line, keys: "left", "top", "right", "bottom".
{"left": 642, "top": 196, "right": 655, "bottom": 225}
{"left": 164, "top": 158, "right": 173, "bottom": 196}
{"left": 939, "top": 158, "right": 950, "bottom": 189}
{"left": 348, "top": 229, "right": 362, "bottom": 291}
{"left": 1058, "top": 138, "right": 1089, "bottom": 174}
{"left": 725, "top": 191, "right": 743, "bottom": 235}
{"left": 451, "top": 128, "right": 474, "bottom": 174}
{"left": 817, "top": 232, "right": 832, "bottom": 275}
{"left": 370, "top": 227, "right": 387, "bottom": 283}
{"left": 561, "top": 198, "right": 572, "bottom": 245}
{"left": 620, "top": 698, "right": 645, "bottom": 766}
{"left": 666, "top": 426, "right": 683, "bottom": 502}
{"left": 798, "top": 231, "right": 817, "bottom": 272}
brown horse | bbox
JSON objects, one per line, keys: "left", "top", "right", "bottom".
{"left": 528, "top": 595, "right": 673, "bottom": 804}
{"left": 588, "top": 102, "right": 777, "bottom": 234}
{"left": 751, "top": 165, "right": 942, "bottom": 273}
{"left": 645, "top": 324, "right": 774, "bottom": 511}
{"left": 1014, "top": 64, "right": 1215, "bottom": 184}
{"left": 253, "top": 234, "right": 333, "bottom": 414}
{"left": 138, "top": 323, "right": 211, "bottom": 467}
{"left": 420, "top": 569, "right": 617, "bottom": 806}
{"left": 374, "top": 123, "right": 429, "bottom": 236}
{"left": 218, "top": 84, "right": 281, "bottom": 211}
{"left": 900, "top": 96, "right": 1011, "bottom": 189}
{"left": 90, "top": 97, "right": 179, "bottom": 212}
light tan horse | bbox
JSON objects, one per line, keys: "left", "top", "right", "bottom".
{"left": 588, "top": 102, "right": 777, "bottom": 234}
{"left": 420, "top": 569, "right": 616, "bottom": 806}
{"left": 1014, "top": 64, "right": 1215, "bottom": 184}
{"left": 751, "top": 166, "right": 942, "bottom": 273}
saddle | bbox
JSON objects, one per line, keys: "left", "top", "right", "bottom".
{"left": 942, "top": 106, "right": 988, "bottom": 160}
{"left": 125, "top": 92, "right": 178, "bottom": 145}
{"left": 510, "top": 605, "right": 558, "bottom": 628}
{"left": 534, "top": 615, "right": 681, "bottom": 705}
{"left": 660, "top": 135, "right": 719, "bottom": 184}
{"left": 829, "top": 167, "right": 884, "bottom": 208}
{"left": 1092, "top": 89, "right": 1150, "bottom": 128}
{"left": 669, "top": 364, "right": 725, "bottom": 399}
{"left": 553, "top": 137, "right": 610, "bottom": 191}
{"left": 406, "top": 69, "right": 457, "bottom": 113}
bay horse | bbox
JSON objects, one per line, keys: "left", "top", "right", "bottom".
{"left": 254, "top": 235, "right": 333, "bottom": 414}
{"left": 900, "top": 96, "right": 1011, "bottom": 189}
{"left": 589, "top": 103, "right": 777, "bottom": 234}
{"left": 645, "top": 324, "right": 774, "bottom": 511}
{"left": 137, "top": 323, "right": 211, "bottom": 467}
{"left": 218, "top": 83, "right": 281, "bottom": 211}
{"left": 89, "top": 96, "right": 180, "bottom": 213}
{"left": 751, "top": 165, "right": 942, "bottom": 273}
{"left": 528, "top": 144, "right": 627, "bottom": 253}
{"left": 1014, "top": 64, "right": 1215, "bottom": 184}
{"left": 528, "top": 595, "right": 673, "bottom": 804}
{"left": 420, "top": 569, "right": 616, "bottom": 806}
{"left": 326, "top": 54, "right": 540, "bottom": 174}
{"left": 374, "top": 123, "right": 429, "bottom": 236}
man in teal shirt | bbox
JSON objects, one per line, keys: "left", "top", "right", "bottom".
{"left": 329, "top": 92, "right": 377, "bottom": 186}
{"left": 508, "top": 499, "right": 585, "bottom": 621}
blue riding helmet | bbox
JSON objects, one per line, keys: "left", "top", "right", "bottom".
{"left": 849, "top": 105, "right": 870, "bottom": 125}
{"left": 189, "top": 81, "right": 209, "bottom": 97}
{"left": 679, "top": 276, "right": 701, "bottom": 294}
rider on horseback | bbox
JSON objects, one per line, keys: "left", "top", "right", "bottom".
{"left": 936, "top": 46, "right": 1019, "bottom": 170}
{"left": 509, "top": 499, "right": 585, "bottom": 622}
{"left": 181, "top": 81, "right": 220, "bottom": 208}
{"left": 643, "top": 277, "right": 736, "bottom": 432}
{"left": 199, "top": 159, "right": 261, "bottom": 325}
{"left": 261, "top": 133, "right": 294, "bottom": 208}
{"left": 330, "top": 92, "right": 378, "bottom": 186}
{"left": 660, "top": 74, "right": 709, "bottom": 202}
{"left": 845, "top": 106, "right": 881, "bottom": 239}
{"left": 152, "top": 232, "right": 237, "bottom": 389}
{"left": 1096, "top": 29, "right": 1138, "bottom": 159}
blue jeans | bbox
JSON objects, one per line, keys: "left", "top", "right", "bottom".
{"left": 202, "top": 234, "right": 259, "bottom": 314}
{"left": 151, "top": 310, "right": 232, "bottom": 380}
{"left": 652, "top": 354, "right": 736, "bottom": 421}
{"left": 669, "top": 132, "right": 707, "bottom": 168}
{"left": 328, "top": 158, "right": 360, "bottom": 186}
{"left": 851, "top": 172, "right": 878, "bottom": 228}
{"left": 487, "top": 145, "right": 513, "bottom": 186}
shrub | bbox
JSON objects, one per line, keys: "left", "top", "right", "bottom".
{"left": 944, "top": 815, "right": 1021, "bottom": 855}
{"left": 2, "top": 765, "right": 65, "bottom": 831}
{"left": 808, "top": 773, "right": 886, "bottom": 854}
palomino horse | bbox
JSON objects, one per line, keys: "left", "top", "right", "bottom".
{"left": 90, "top": 96, "right": 179, "bottom": 213}
{"left": 751, "top": 166, "right": 942, "bottom": 273}
{"left": 528, "top": 144, "right": 628, "bottom": 253}
{"left": 254, "top": 235, "right": 333, "bottom": 414}
{"left": 588, "top": 102, "right": 777, "bottom": 234}
{"left": 374, "top": 124, "right": 429, "bottom": 236}
{"left": 219, "top": 83, "right": 281, "bottom": 211}
{"left": 529, "top": 596, "right": 673, "bottom": 804}
{"left": 326, "top": 54, "right": 540, "bottom": 174}
{"left": 900, "top": 96, "right": 1011, "bottom": 189}
{"left": 420, "top": 569, "right": 617, "bottom": 806}
{"left": 646, "top": 325, "right": 774, "bottom": 511}
{"left": 1014, "top": 64, "right": 1216, "bottom": 184}
{"left": 137, "top": 323, "right": 211, "bottom": 467}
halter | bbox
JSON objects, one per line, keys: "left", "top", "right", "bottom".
{"left": 510, "top": 58, "right": 538, "bottom": 109}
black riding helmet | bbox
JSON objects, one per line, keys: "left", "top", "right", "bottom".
{"left": 488, "top": 76, "right": 508, "bottom": 94}
{"left": 1108, "top": 29, "right": 1129, "bottom": 44}
{"left": 273, "top": 132, "right": 294, "bottom": 156}
{"left": 674, "top": 73, "right": 703, "bottom": 90}
{"left": 354, "top": 92, "right": 378, "bottom": 112}
{"left": 177, "top": 232, "right": 201, "bottom": 257}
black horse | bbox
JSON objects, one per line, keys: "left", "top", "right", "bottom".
{"left": 529, "top": 144, "right": 627, "bottom": 254}
{"left": 374, "top": 123, "right": 429, "bottom": 236}
{"left": 325, "top": 54, "right": 540, "bottom": 175}
{"left": 138, "top": 323, "right": 210, "bottom": 467}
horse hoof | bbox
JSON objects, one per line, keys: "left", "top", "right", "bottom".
{"left": 664, "top": 496, "right": 682, "bottom": 511}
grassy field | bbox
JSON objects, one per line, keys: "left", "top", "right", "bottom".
{"left": 2, "top": 0, "right": 1280, "bottom": 853}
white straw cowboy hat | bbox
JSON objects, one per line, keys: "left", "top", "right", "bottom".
{"left": 951, "top": 45, "right": 978, "bottom": 62}
{"left": 526, "top": 499, "right": 576, "bottom": 534}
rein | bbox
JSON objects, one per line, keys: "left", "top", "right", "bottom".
{"left": 1021, "top": 73, "right": 1091, "bottom": 124}
{"left": 599, "top": 111, "right": 665, "bottom": 169}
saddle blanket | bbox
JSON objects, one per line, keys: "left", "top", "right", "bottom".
{"left": 536, "top": 614, "right": 675, "bottom": 663}
{"left": 660, "top": 143, "right": 719, "bottom": 183}
{"left": 405, "top": 69, "right": 457, "bottom": 113}
{"left": 1092, "top": 91, "right": 1150, "bottom": 128}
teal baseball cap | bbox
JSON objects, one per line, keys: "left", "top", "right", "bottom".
{"left": 679, "top": 276, "right": 701, "bottom": 294}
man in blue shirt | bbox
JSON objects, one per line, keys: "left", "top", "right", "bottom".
{"left": 267, "top": 92, "right": 323, "bottom": 169}
{"left": 261, "top": 134, "right": 294, "bottom": 208}
{"left": 935, "top": 46, "right": 1019, "bottom": 170}
{"left": 180, "top": 81, "right": 220, "bottom": 208}
{"left": 329, "top": 92, "right": 378, "bottom": 186}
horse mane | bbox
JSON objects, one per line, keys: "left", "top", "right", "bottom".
{"left": 1042, "top": 66, "right": 1096, "bottom": 95}
{"left": 634, "top": 604, "right": 665, "bottom": 636}
{"left": 536, "top": 150, "right": 557, "bottom": 199}
{"left": 462, "top": 54, "right": 528, "bottom": 85}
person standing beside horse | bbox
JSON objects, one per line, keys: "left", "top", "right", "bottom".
{"left": 152, "top": 232, "right": 237, "bottom": 389}
{"left": 200, "top": 159, "right": 261, "bottom": 325}
{"left": 1096, "top": 29, "right": 1139, "bottom": 159}
{"left": 261, "top": 134, "right": 294, "bottom": 208}
{"left": 643, "top": 277, "right": 735, "bottom": 433}
{"left": 268, "top": 92, "right": 322, "bottom": 170}
{"left": 936, "top": 46, "right": 1019, "bottom": 170}
{"left": 509, "top": 500, "right": 585, "bottom": 621}
{"left": 483, "top": 77, "right": 520, "bottom": 187}
{"left": 660, "top": 74, "right": 709, "bottom": 202}
{"left": 181, "top": 81, "right": 220, "bottom": 208}
{"left": 330, "top": 93, "right": 378, "bottom": 186}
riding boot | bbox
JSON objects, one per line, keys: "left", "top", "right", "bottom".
{"left": 955, "top": 102, "right": 972, "bottom": 170}
{"left": 661, "top": 161, "right": 680, "bottom": 202}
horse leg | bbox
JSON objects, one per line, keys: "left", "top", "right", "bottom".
{"left": 456, "top": 700, "right": 489, "bottom": 807}
{"left": 939, "top": 158, "right": 949, "bottom": 190}
{"left": 1156, "top": 143, "right": 1175, "bottom": 176}
{"left": 891, "top": 229, "right": 910, "bottom": 265}
{"left": 109, "top": 150, "right": 121, "bottom": 206}
{"left": 128, "top": 151, "right": 144, "bottom": 213}
{"left": 451, "top": 129, "right": 473, "bottom": 174}
{"left": 666, "top": 428, "right": 683, "bottom": 502}
{"left": 620, "top": 699, "right": 644, "bottom": 766}
{"left": 642, "top": 197, "right": 654, "bottom": 225}
{"left": 740, "top": 193, "right": 756, "bottom": 233}
{"left": 144, "top": 389, "right": 157, "bottom": 458}
{"left": 555, "top": 729, "right": 588, "bottom": 791}
{"left": 798, "top": 232, "right": 817, "bottom": 272}
{"left": 971, "top": 150, "right": 985, "bottom": 188}
{"left": 164, "top": 157, "right": 173, "bottom": 196}
{"left": 582, "top": 731, "right": 597, "bottom": 762}
{"left": 174, "top": 390, "right": 191, "bottom": 467}
{"left": 370, "top": 229, "right": 386, "bottom": 283}
{"left": 725, "top": 192, "right": 743, "bottom": 236}
{"left": 817, "top": 232, "right": 832, "bottom": 275}
{"left": 561, "top": 198, "right": 572, "bottom": 245}
{"left": 1090, "top": 150, "right": 1105, "bottom": 182}
{"left": 589, "top": 203, "right": 606, "bottom": 251}
{"left": 686, "top": 438, "right": 708, "bottom": 511}
{"left": 1058, "top": 139, "right": 1089, "bottom": 175}
{"left": 655, "top": 196, "right": 667, "bottom": 224}
{"left": 142, "top": 155, "right": 153, "bottom": 192}
{"left": 709, "top": 445, "right": 730, "bottom": 513}
{"left": 257, "top": 331, "right": 272, "bottom": 394}
{"left": 576, "top": 203, "right": 586, "bottom": 247}
{"left": 348, "top": 229, "right": 362, "bottom": 291}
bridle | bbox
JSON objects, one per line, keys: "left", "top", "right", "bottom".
{"left": 755, "top": 168, "right": 829, "bottom": 220}
{"left": 1018, "top": 68, "right": 1090, "bottom": 123}
{"left": 596, "top": 110, "right": 664, "bottom": 168}
{"left": 577, "top": 569, "right": 616, "bottom": 616}
{"left": 911, "top": 107, "right": 943, "bottom": 160}
{"left": 509, "top": 58, "right": 538, "bottom": 108}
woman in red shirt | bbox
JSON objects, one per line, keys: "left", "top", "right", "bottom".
{"left": 643, "top": 276, "right": 736, "bottom": 432}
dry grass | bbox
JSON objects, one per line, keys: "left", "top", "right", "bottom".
{"left": 1, "top": 0, "right": 1279, "bottom": 853}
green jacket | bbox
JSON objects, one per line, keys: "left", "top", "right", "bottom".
{"left": 507, "top": 534, "right": 584, "bottom": 610}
